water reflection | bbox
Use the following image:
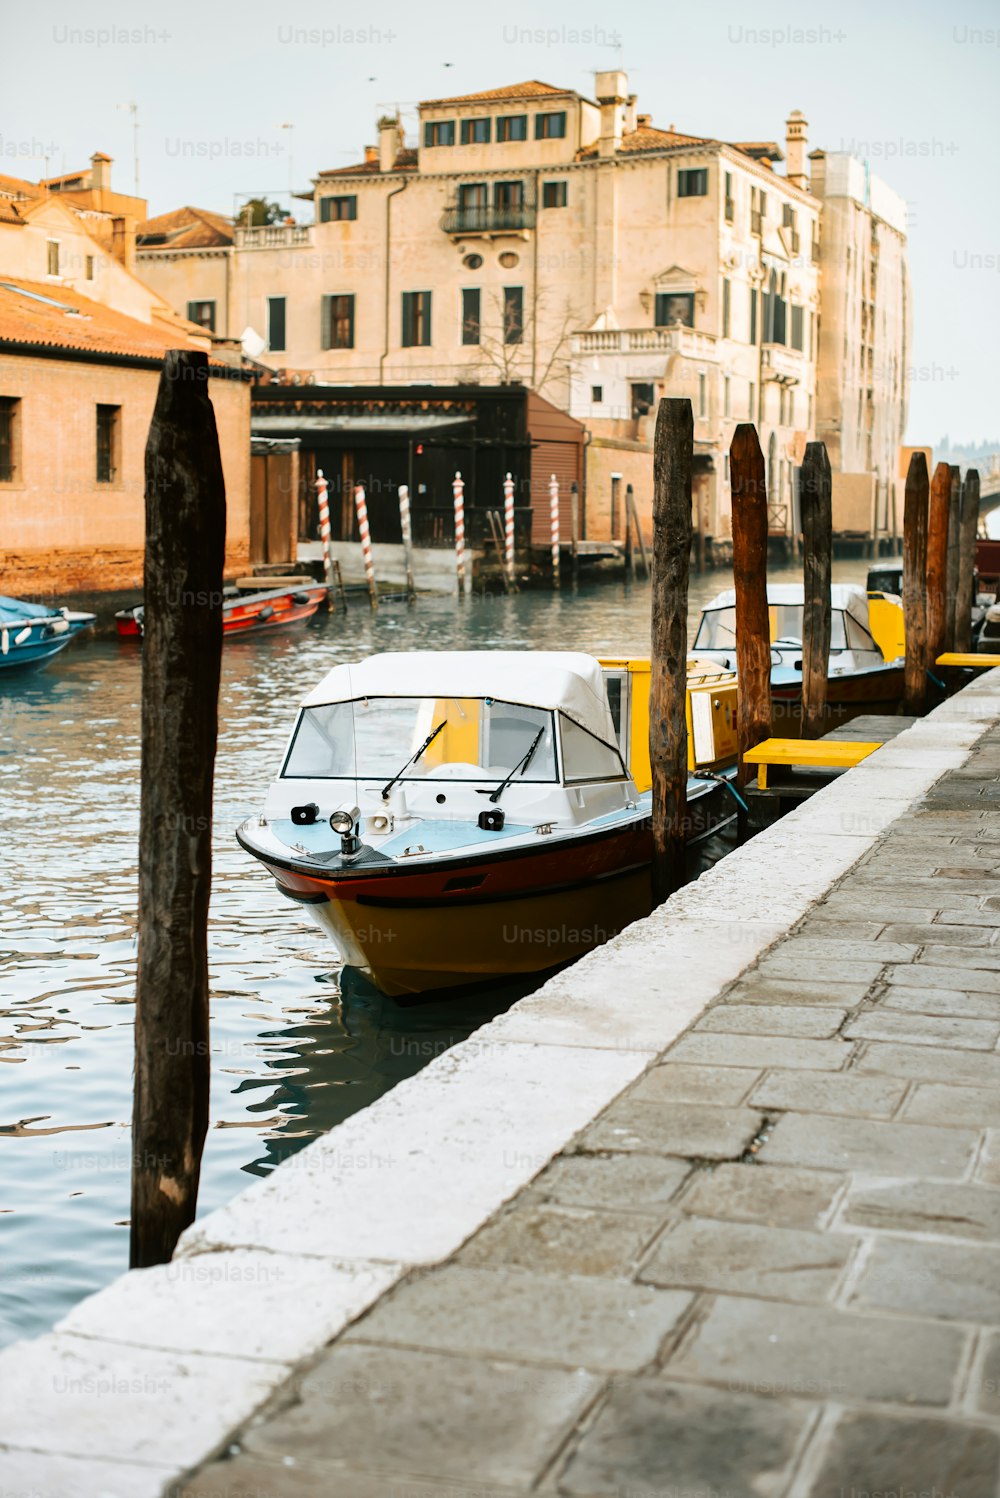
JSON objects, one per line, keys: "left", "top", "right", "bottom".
{"left": 0, "top": 564, "right": 863, "bottom": 1345}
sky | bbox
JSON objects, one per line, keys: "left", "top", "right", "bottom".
{"left": 4, "top": 0, "right": 998, "bottom": 445}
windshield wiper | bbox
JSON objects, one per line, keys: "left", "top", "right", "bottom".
{"left": 489, "top": 727, "right": 545, "bottom": 805}
{"left": 381, "top": 720, "right": 446, "bottom": 801}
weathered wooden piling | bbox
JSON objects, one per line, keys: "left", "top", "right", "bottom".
{"left": 610, "top": 472, "right": 622, "bottom": 543}
{"left": 570, "top": 482, "right": 580, "bottom": 584}
{"left": 730, "top": 424, "right": 772, "bottom": 786}
{"left": 799, "top": 441, "right": 832, "bottom": 739}
{"left": 649, "top": 399, "right": 692, "bottom": 903}
{"left": 927, "top": 461, "right": 952, "bottom": 668}
{"left": 902, "top": 451, "right": 929, "bottom": 714}
{"left": 624, "top": 483, "right": 634, "bottom": 575}
{"left": 956, "top": 469, "right": 980, "bottom": 653}
{"left": 131, "top": 349, "right": 225, "bottom": 1269}
{"left": 946, "top": 464, "right": 962, "bottom": 650}
{"left": 354, "top": 483, "right": 379, "bottom": 609}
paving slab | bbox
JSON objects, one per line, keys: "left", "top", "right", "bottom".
{"left": 805, "top": 1412, "right": 1000, "bottom": 1498}
{"left": 342, "top": 1265, "right": 692, "bottom": 1371}
{"left": 855, "top": 1040, "right": 1000, "bottom": 1086}
{"left": 841, "top": 1180, "right": 1000, "bottom": 1241}
{"left": 580, "top": 1100, "right": 763, "bottom": 1159}
{"left": 904, "top": 1081, "right": 1000, "bottom": 1128}
{"left": 625, "top": 1062, "right": 761, "bottom": 1104}
{"left": 556, "top": 1379, "right": 813, "bottom": 1498}
{"left": 240, "top": 1344, "right": 600, "bottom": 1487}
{"left": 977, "top": 1131, "right": 1000, "bottom": 1186}
{"left": 694, "top": 1003, "right": 848, "bottom": 1038}
{"left": 455, "top": 1201, "right": 663, "bottom": 1278}
{"left": 748, "top": 1069, "right": 907, "bottom": 1119}
{"left": 665, "top": 1032, "right": 852, "bottom": 1071}
{"left": 843, "top": 1009, "right": 1000, "bottom": 1050}
{"left": 851, "top": 1237, "right": 1000, "bottom": 1321}
{"left": 527, "top": 1150, "right": 691, "bottom": 1213}
{"left": 760, "top": 1111, "right": 979, "bottom": 1177}
{"left": 974, "top": 1333, "right": 1000, "bottom": 1416}
{"left": 882, "top": 985, "right": 1000, "bottom": 1019}
{"left": 667, "top": 1295, "right": 966, "bottom": 1404}
{"left": 678, "top": 1163, "right": 845, "bottom": 1228}
{"left": 639, "top": 1217, "right": 853, "bottom": 1302}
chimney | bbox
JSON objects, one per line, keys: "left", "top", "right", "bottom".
{"left": 378, "top": 115, "right": 402, "bottom": 172}
{"left": 595, "top": 70, "right": 628, "bottom": 158}
{"left": 637, "top": 113, "right": 651, "bottom": 129}
{"left": 785, "top": 110, "right": 808, "bottom": 189}
{"left": 623, "top": 94, "right": 637, "bottom": 134}
{"left": 364, "top": 145, "right": 379, "bottom": 164}
{"left": 111, "top": 215, "right": 136, "bottom": 273}
{"left": 90, "top": 152, "right": 112, "bottom": 192}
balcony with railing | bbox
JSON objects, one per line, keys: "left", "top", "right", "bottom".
{"left": 572, "top": 326, "right": 719, "bottom": 362}
{"left": 440, "top": 205, "right": 537, "bottom": 237}
{"left": 234, "top": 224, "right": 313, "bottom": 250}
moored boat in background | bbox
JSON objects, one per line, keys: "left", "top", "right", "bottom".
{"left": 0, "top": 595, "right": 95, "bottom": 671}
{"left": 115, "top": 580, "right": 329, "bottom": 640}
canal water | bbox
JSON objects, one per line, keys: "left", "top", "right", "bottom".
{"left": 0, "top": 562, "right": 866, "bottom": 1346}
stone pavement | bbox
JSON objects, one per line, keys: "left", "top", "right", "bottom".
{"left": 173, "top": 716, "right": 1000, "bottom": 1496}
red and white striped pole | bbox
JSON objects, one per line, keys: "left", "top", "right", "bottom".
{"left": 549, "top": 473, "right": 561, "bottom": 590}
{"left": 354, "top": 483, "right": 378, "bottom": 609}
{"left": 503, "top": 471, "right": 515, "bottom": 585}
{"left": 452, "top": 470, "right": 466, "bottom": 596}
{"left": 315, "top": 468, "right": 332, "bottom": 584}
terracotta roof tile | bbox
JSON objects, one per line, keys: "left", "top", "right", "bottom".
{"left": 0, "top": 277, "right": 211, "bottom": 362}
{"left": 0, "top": 199, "right": 26, "bottom": 225}
{"left": 0, "top": 171, "right": 42, "bottom": 201}
{"left": 577, "top": 124, "right": 711, "bottom": 159}
{"left": 137, "top": 205, "right": 234, "bottom": 249}
{"left": 317, "top": 151, "right": 417, "bottom": 179}
{"left": 421, "top": 79, "right": 570, "bottom": 106}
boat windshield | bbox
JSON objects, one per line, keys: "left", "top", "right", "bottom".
{"left": 282, "top": 696, "right": 558, "bottom": 783}
{"left": 695, "top": 605, "right": 847, "bottom": 650}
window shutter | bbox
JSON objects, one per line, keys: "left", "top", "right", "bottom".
{"left": 346, "top": 296, "right": 355, "bottom": 349}
{"left": 402, "top": 293, "right": 412, "bottom": 347}
{"left": 321, "top": 295, "right": 332, "bottom": 351}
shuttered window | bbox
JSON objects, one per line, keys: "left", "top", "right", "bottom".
{"left": 461, "top": 288, "right": 480, "bottom": 345}
{"left": 321, "top": 294, "right": 355, "bottom": 350}
{"left": 401, "top": 291, "right": 432, "bottom": 347}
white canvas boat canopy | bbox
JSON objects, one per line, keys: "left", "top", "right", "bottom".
{"left": 703, "top": 583, "right": 872, "bottom": 631}
{"left": 302, "top": 651, "right": 618, "bottom": 743}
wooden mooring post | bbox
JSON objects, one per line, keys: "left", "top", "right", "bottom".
{"left": 570, "top": 482, "right": 580, "bottom": 585}
{"left": 650, "top": 399, "right": 692, "bottom": 903}
{"left": 799, "top": 441, "right": 832, "bottom": 739}
{"left": 730, "top": 424, "right": 772, "bottom": 790}
{"left": 956, "top": 469, "right": 980, "bottom": 654}
{"left": 927, "top": 461, "right": 952, "bottom": 669}
{"left": 131, "top": 349, "right": 225, "bottom": 1269}
{"left": 902, "top": 451, "right": 929, "bottom": 715}
{"left": 397, "top": 484, "right": 416, "bottom": 603}
{"left": 946, "top": 465, "right": 962, "bottom": 651}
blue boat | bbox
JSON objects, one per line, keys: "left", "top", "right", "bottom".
{"left": 0, "top": 595, "right": 96, "bottom": 671}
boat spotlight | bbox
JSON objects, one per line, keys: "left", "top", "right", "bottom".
{"left": 329, "top": 807, "right": 359, "bottom": 835}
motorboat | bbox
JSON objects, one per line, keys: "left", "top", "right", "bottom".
{"left": 115, "top": 580, "right": 329, "bottom": 639}
{"left": 0, "top": 594, "right": 95, "bottom": 671}
{"left": 236, "top": 650, "right": 739, "bottom": 997}
{"left": 692, "top": 583, "right": 906, "bottom": 731}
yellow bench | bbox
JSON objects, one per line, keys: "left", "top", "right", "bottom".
{"left": 936, "top": 653, "right": 1000, "bottom": 669}
{"left": 742, "top": 738, "right": 883, "bottom": 790}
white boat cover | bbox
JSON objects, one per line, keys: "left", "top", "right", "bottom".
{"left": 301, "top": 650, "right": 619, "bottom": 742}
{"left": 702, "top": 583, "right": 872, "bottom": 630}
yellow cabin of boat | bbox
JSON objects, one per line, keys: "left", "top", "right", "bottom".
{"left": 599, "top": 657, "right": 739, "bottom": 793}
{"left": 866, "top": 593, "right": 906, "bottom": 663}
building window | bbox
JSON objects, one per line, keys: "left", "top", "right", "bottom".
{"left": 677, "top": 168, "right": 708, "bottom": 198}
{"left": 458, "top": 182, "right": 488, "bottom": 218}
{"left": 503, "top": 286, "right": 523, "bottom": 344}
{"left": 496, "top": 115, "right": 528, "bottom": 142}
{"left": 46, "top": 240, "right": 60, "bottom": 275}
{"left": 748, "top": 382, "right": 756, "bottom": 419}
{"left": 96, "top": 404, "right": 120, "bottom": 484}
{"left": 320, "top": 195, "right": 357, "bottom": 222}
{"left": 85, "top": 255, "right": 94, "bottom": 280}
{"left": 541, "top": 181, "right": 567, "bottom": 209}
{"left": 722, "top": 278, "right": 731, "bottom": 338}
{"left": 493, "top": 181, "right": 525, "bottom": 223}
{"left": 749, "top": 287, "right": 758, "bottom": 345}
{"left": 724, "top": 375, "right": 731, "bottom": 417}
{"left": 423, "top": 120, "right": 456, "bottom": 147}
{"left": 724, "top": 172, "right": 734, "bottom": 223}
{"left": 790, "top": 304, "right": 804, "bottom": 352}
{"left": 631, "top": 382, "right": 655, "bottom": 418}
{"left": 402, "top": 290, "right": 432, "bottom": 347}
{"left": 267, "top": 296, "right": 286, "bottom": 352}
{"left": 186, "top": 300, "right": 216, "bottom": 332}
{"left": 0, "top": 397, "right": 20, "bottom": 483}
{"left": 698, "top": 373, "right": 707, "bottom": 419}
{"left": 322, "top": 293, "right": 355, "bottom": 350}
{"left": 654, "top": 291, "right": 694, "bottom": 328}
{"left": 535, "top": 111, "right": 567, "bottom": 140}
{"left": 591, "top": 386, "right": 603, "bottom": 403}
{"left": 460, "top": 117, "right": 491, "bottom": 144}
{"left": 461, "top": 287, "right": 480, "bottom": 345}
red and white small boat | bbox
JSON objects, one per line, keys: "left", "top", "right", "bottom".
{"left": 115, "top": 581, "right": 329, "bottom": 640}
